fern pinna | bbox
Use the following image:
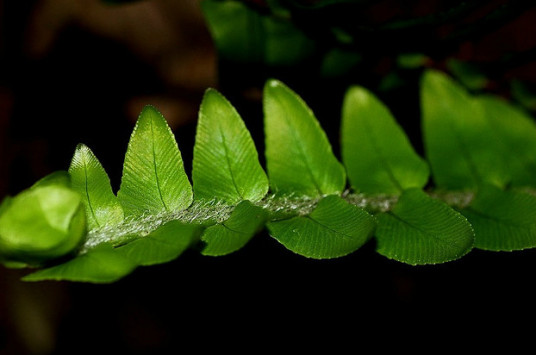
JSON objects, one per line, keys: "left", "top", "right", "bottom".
{"left": 1, "top": 69, "right": 536, "bottom": 283}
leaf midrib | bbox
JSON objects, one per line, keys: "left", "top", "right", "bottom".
{"left": 304, "top": 214, "right": 356, "bottom": 241}
{"left": 218, "top": 124, "right": 245, "bottom": 200}
{"left": 464, "top": 206, "right": 536, "bottom": 228}
{"left": 220, "top": 222, "right": 249, "bottom": 235}
{"left": 387, "top": 211, "right": 466, "bottom": 250}
{"left": 150, "top": 116, "right": 169, "bottom": 211}
{"left": 82, "top": 153, "right": 100, "bottom": 228}
{"left": 438, "top": 98, "right": 483, "bottom": 186}
{"left": 360, "top": 109, "right": 403, "bottom": 192}
{"left": 272, "top": 93, "right": 323, "bottom": 195}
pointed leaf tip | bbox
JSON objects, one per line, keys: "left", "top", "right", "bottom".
{"left": 203, "top": 87, "right": 218, "bottom": 98}
{"left": 421, "top": 69, "right": 510, "bottom": 189}
{"left": 266, "top": 79, "right": 282, "bottom": 88}
{"left": 118, "top": 105, "right": 193, "bottom": 216}
{"left": 201, "top": 87, "right": 229, "bottom": 108}
{"left": 263, "top": 79, "right": 346, "bottom": 197}
{"left": 140, "top": 104, "right": 160, "bottom": 115}
{"left": 193, "top": 88, "right": 268, "bottom": 203}
{"left": 341, "top": 85, "right": 428, "bottom": 194}
{"left": 68, "top": 143, "right": 123, "bottom": 229}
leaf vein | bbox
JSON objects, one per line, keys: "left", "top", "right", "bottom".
{"left": 304, "top": 215, "right": 355, "bottom": 241}
{"left": 387, "top": 212, "right": 465, "bottom": 250}
{"left": 273, "top": 94, "right": 323, "bottom": 195}
{"left": 361, "top": 111, "right": 403, "bottom": 192}
{"left": 219, "top": 125, "right": 244, "bottom": 200}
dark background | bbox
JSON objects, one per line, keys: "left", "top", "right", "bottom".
{"left": 1, "top": 1, "right": 536, "bottom": 353}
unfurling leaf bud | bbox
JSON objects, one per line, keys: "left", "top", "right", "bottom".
{"left": 0, "top": 184, "right": 87, "bottom": 267}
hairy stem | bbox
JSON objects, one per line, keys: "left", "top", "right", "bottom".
{"left": 80, "top": 187, "right": 536, "bottom": 253}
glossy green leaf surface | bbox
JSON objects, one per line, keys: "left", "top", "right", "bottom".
{"left": 0, "top": 185, "right": 86, "bottom": 265}
{"left": 118, "top": 105, "right": 193, "bottom": 217}
{"left": 267, "top": 195, "right": 375, "bottom": 259}
{"left": 69, "top": 144, "right": 123, "bottom": 229}
{"left": 375, "top": 189, "right": 474, "bottom": 265}
{"left": 264, "top": 79, "right": 346, "bottom": 197}
{"left": 421, "top": 70, "right": 509, "bottom": 189}
{"left": 201, "top": 201, "right": 268, "bottom": 256}
{"left": 6, "top": 70, "right": 536, "bottom": 283}
{"left": 477, "top": 96, "right": 536, "bottom": 186}
{"left": 461, "top": 185, "right": 536, "bottom": 251}
{"left": 193, "top": 89, "right": 268, "bottom": 204}
{"left": 116, "top": 221, "right": 203, "bottom": 266}
{"left": 23, "top": 243, "right": 136, "bottom": 283}
{"left": 341, "top": 86, "right": 429, "bottom": 194}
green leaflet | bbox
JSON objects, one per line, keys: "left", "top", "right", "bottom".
{"left": 201, "top": 201, "right": 268, "bottom": 256}
{"left": 118, "top": 105, "right": 193, "bottom": 217}
{"left": 116, "top": 221, "right": 203, "bottom": 266}
{"left": 375, "top": 189, "right": 474, "bottom": 265}
{"left": 69, "top": 144, "right": 123, "bottom": 229}
{"left": 264, "top": 79, "right": 346, "bottom": 197}
{"left": 461, "top": 185, "right": 536, "bottom": 251}
{"left": 193, "top": 89, "right": 269, "bottom": 204}
{"left": 477, "top": 95, "right": 536, "bottom": 186}
{"left": 22, "top": 243, "right": 137, "bottom": 284}
{"left": 341, "top": 86, "right": 429, "bottom": 194}
{"left": 266, "top": 195, "right": 375, "bottom": 259}
{"left": 22, "top": 221, "right": 203, "bottom": 282}
{"left": 0, "top": 170, "right": 82, "bottom": 268}
{"left": 421, "top": 70, "right": 509, "bottom": 189}
{"left": 0, "top": 185, "right": 86, "bottom": 266}
{"left": 5, "top": 71, "right": 536, "bottom": 284}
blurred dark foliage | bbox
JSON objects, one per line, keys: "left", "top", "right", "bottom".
{"left": 1, "top": 0, "right": 536, "bottom": 354}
